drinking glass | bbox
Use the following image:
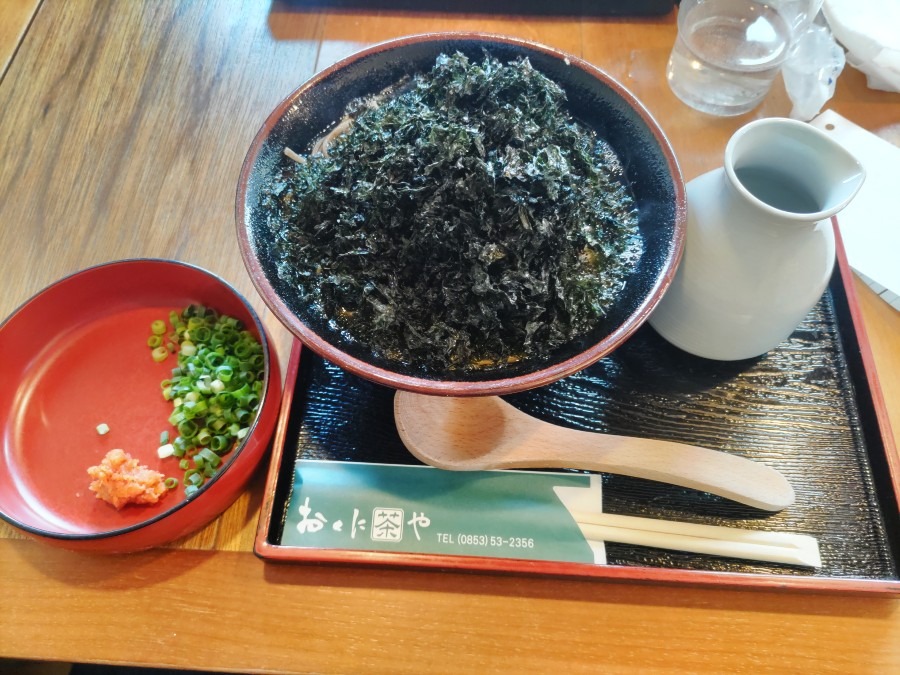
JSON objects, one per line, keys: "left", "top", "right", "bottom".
{"left": 666, "top": 0, "right": 795, "bottom": 116}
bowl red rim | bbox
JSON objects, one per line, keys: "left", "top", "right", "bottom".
{"left": 236, "top": 32, "right": 686, "bottom": 396}
{"left": 0, "top": 257, "right": 277, "bottom": 542}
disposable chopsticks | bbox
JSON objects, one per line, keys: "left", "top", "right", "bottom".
{"left": 570, "top": 511, "right": 821, "bottom": 568}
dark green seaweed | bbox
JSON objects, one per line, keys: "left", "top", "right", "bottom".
{"left": 262, "top": 51, "right": 641, "bottom": 373}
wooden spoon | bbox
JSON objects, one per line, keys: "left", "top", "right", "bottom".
{"left": 394, "top": 391, "right": 795, "bottom": 511}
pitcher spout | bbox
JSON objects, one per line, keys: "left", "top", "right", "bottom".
{"left": 724, "top": 117, "right": 865, "bottom": 222}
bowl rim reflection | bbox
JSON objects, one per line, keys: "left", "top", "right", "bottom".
{"left": 236, "top": 31, "right": 686, "bottom": 396}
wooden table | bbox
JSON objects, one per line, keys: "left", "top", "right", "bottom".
{"left": 2, "top": 2, "right": 900, "bottom": 672}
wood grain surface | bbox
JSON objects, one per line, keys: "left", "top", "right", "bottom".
{"left": 0, "top": 0, "right": 39, "bottom": 79}
{"left": 1, "top": 1, "right": 899, "bottom": 672}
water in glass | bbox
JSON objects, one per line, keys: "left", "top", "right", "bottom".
{"left": 667, "top": 0, "right": 792, "bottom": 116}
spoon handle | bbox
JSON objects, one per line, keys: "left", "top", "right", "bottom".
{"left": 519, "top": 424, "right": 795, "bottom": 511}
{"left": 393, "top": 392, "right": 795, "bottom": 512}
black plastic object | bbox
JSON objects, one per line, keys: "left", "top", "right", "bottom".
{"left": 274, "top": 1, "right": 678, "bottom": 17}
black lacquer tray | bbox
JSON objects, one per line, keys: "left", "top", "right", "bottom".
{"left": 256, "top": 251, "right": 900, "bottom": 595}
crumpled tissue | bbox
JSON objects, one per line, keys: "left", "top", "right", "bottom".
{"left": 783, "top": 22, "right": 846, "bottom": 121}
{"left": 823, "top": 0, "right": 900, "bottom": 92}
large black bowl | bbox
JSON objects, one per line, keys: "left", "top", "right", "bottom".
{"left": 236, "top": 33, "right": 685, "bottom": 396}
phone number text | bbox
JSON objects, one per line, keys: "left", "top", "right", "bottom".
{"left": 436, "top": 532, "right": 535, "bottom": 549}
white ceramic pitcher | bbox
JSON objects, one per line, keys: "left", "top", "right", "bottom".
{"left": 649, "top": 118, "right": 865, "bottom": 361}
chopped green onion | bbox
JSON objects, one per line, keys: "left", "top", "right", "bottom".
{"left": 177, "top": 419, "right": 199, "bottom": 438}
{"left": 196, "top": 447, "right": 220, "bottom": 467}
{"left": 196, "top": 428, "right": 212, "bottom": 446}
{"left": 192, "top": 326, "right": 212, "bottom": 343}
{"left": 164, "top": 477, "right": 178, "bottom": 490}
{"left": 173, "top": 436, "right": 189, "bottom": 455}
{"left": 210, "top": 435, "right": 229, "bottom": 453}
{"left": 149, "top": 304, "right": 264, "bottom": 494}
{"left": 216, "top": 392, "right": 234, "bottom": 407}
{"left": 204, "top": 352, "right": 224, "bottom": 368}
{"left": 147, "top": 335, "right": 162, "bottom": 348}
{"left": 187, "top": 399, "right": 208, "bottom": 416}
{"left": 157, "top": 443, "right": 175, "bottom": 459}
{"left": 159, "top": 430, "right": 170, "bottom": 445}
{"left": 96, "top": 423, "right": 110, "bottom": 435}
{"left": 151, "top": 345, "right": 169, "bottom": 362}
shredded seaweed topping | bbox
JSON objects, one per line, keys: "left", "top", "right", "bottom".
{"left": 262, "top": 51, "right": 641, "bottom": 373}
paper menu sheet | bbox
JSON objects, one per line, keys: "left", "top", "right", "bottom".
{"left": 810, "top": 110, "right": 900, "bottom": 311}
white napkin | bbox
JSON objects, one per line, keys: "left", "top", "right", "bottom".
{"left": 810, "top": 110, "right": 900, "bottom": 310}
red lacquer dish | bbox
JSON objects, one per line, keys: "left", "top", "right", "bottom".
{"left": 0, "top": 259, "right": 281, "bottom": 553}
